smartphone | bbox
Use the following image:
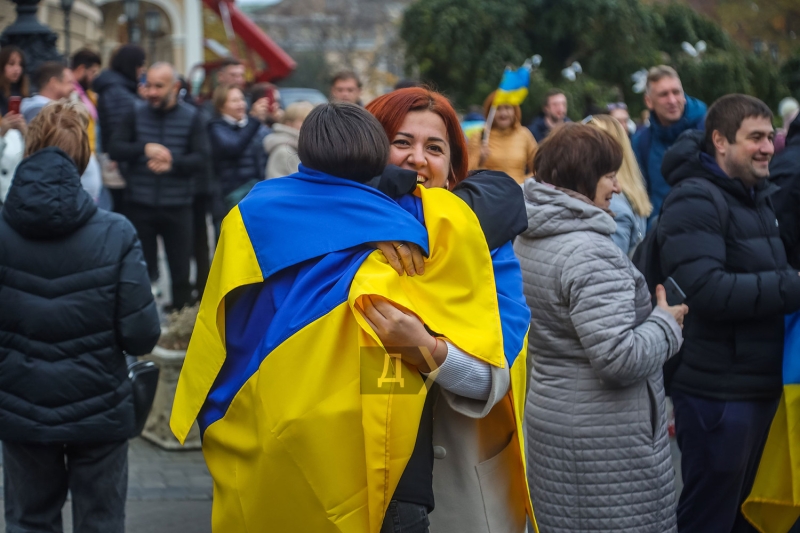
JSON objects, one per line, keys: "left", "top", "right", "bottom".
{"left": 664, "top": 276, "right": 686, "bottom": 306}
{"left": 7, "top": 96, "right": 20, "bottom": 114}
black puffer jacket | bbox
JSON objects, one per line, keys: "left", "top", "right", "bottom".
{"left": 657, "top": 130, "right": 800, "bottom": 400}
{"left": 93, "top": 69, "right": 140, "bottom": 153}
{"left": 0, "top": 148, "right": 161, "bottom": 443}
{"left": 771, "top": 113, "right": 800, "bottom": 269}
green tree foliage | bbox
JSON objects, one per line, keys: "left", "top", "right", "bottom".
{"left": 401, "top": 0, "right": 792, "bottom": 120}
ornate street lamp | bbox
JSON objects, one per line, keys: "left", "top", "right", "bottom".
{"left": 0, "top": 0, "right": 62, "bottom": 79}
{"left": 145, "top": 9, "right": 161, "bottom": 62}
{"left": 60, "top": 0, "right": 75, "bottom": 58}
{"left": 124, "top": 0, "right": 140, "bottom": 45}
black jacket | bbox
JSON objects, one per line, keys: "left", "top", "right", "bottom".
{"left": 93, "top": 69, "right": 140, "bottom": 154}
{"left": 108, "top": 101, "right": 209, "bottom": 208}
{"left": 771, "top": 113, "right": 800, "bottom": 269}
{"left": 657, "top": 130, "right": 800, "bottom": 400}
{"left": 0, "top": 148, "right": 161, "bottom": 443}
{"left": 207, "top": 117, "right": 269, "bottom": 198}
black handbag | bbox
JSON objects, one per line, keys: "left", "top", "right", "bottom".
{"left": 127, "top": 359, "right": 160, "bottom": 437}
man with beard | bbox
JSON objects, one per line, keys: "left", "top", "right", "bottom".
{"left": 70, "top": 49, "right": 104, "bottom": 204}
{"left": 656, "top": 94, "right": 800, "bottom": 532}
{"left": 108, "top": 62, "right": 209, "bottom": 311}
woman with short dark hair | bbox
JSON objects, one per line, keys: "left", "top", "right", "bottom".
{"left": 514, "top": 122, "right": 688, "bottom": 532}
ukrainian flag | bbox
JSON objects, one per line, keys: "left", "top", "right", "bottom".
{"left": 170, "top": 166, "right": 534, "bottom": 532}
{"left": 493, "top": 65, "right": 531, "bottom": 107}
{"left": 743, "top": 311, "right": 800, "bottom": 532}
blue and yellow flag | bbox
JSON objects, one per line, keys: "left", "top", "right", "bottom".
{"left": 170, "top": 166, "right": 533, "bottom": 532}
{"left": 743, "top": 311, "right": 800, "bottom": 532}
{"left": 493, "top": 65, "right": 532, "bottom": 107}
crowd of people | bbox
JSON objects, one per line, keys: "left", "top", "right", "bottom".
{"left": 0, "top": 39, "right": 799, "bottom": 533}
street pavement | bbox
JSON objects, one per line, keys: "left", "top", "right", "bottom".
{"left": 0, "top": 438, "right": 212, "bottom": 533}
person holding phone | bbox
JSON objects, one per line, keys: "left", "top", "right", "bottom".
{"left": 515, "top": 123, "right": 688, "bottom": 533}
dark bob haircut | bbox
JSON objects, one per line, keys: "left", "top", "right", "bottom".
{"left": 534, "top": 123, "right": 623, "bottom": 200}
{"left": 298, "top": 103, "right": 389, "bottom": 183}
{"left": 704, "top": 94, "right": 773, "bottom": 155}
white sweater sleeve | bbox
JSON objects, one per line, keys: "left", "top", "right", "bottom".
{"left": 425, "top": 341, "right": 493, "bottom": 400}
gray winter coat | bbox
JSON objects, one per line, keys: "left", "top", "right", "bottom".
{"left": 513, "top": 180, "right": 682, "bottom": 533}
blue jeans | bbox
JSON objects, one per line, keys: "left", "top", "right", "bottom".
{"left": 380, "top": 501, "right": 430, "bottom": 533}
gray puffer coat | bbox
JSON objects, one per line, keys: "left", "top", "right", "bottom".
{"left": 514, "top": 180, "right": 682, "bottom": 533}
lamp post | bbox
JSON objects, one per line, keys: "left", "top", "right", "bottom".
{"left": 60, "top": 0, "right": 74, "bottom": 58}
{"left": 123, "top": 0, "right": 140, "bottom": 44}
{"left": 0, "top": 0, "right": 62, "bottom": 79}
{"left": 145, "top": 9, "right": 160, "bottom": 62}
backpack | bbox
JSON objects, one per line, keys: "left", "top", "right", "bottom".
{"left": 633, "top": 177, "right": 730, "bottom": 294}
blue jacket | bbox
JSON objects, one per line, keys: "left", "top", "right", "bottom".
{"left": 632, "top": 96, "right": 707, "bottom": 223}
{"left": 609, "top": 192, "right": 647, "bottom": 256}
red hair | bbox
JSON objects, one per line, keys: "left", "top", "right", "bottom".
{"left": 366, "top": 88, "right": 468, "bottom": 189}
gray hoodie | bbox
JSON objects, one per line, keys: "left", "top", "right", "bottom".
{"left": 263, "top": 123, "right": 300, "bottom": 179}
{"left": 514, "top": 179, "right": 682, "bottom": 533}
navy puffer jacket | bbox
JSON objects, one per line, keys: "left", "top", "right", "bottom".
{"left": 0, "top": 147, "right": 161, "bottom": 443}
{"left": 207, "top": 117, "right": 268, "bottom": 198}
{"left": 657, "top": 131, "right": 800, "bottom": 400}
{"left": 93, "top": 69, "right": 140, "bottom": 153}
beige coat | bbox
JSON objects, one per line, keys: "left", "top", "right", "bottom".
{"left": 429, "top": 364, "right": 530, "bottom": 533}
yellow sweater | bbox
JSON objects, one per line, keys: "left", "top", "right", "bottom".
{"left": 467, "top": 125, "right": 538, "bottom": 184}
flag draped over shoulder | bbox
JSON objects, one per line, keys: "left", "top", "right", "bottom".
{"left": 492, "top": 65, "right": 532, "bottom": 107}
{"left": 170, "top": 166, "right": 533, "bottom": 532}
{"left": 743, "top": 311, "right": 800, "bottom": 532}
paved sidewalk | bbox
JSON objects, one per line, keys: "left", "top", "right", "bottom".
{"left": 0, "top": 438, "right": 212, "bottom": 533}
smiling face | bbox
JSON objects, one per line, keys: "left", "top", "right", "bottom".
{"left": 222, "top": 88, "right": 247, "bottom": 121}
{"left": 494, "top": 105, "right": 515, "bottom": 130}
{"left": 593, "top": 171, "right": 621, "bottom": 209}
{"left": 645, "top": 76, "right": 686, "bottom": 126}
{"left": 713, "top": 116, "right": 774, "bottom": 188}
{"left": 389, "top": 110, "right": 451, "bottom": 189}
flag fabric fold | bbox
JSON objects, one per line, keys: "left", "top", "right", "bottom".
{"left": 170, "top": 166, "right": 532, "bottom": 532}
{"left": 743, "top": 311, "right": 800, "bottom": 532}
{"left": 493, "top": 65, "right": 532, "bottom": 107}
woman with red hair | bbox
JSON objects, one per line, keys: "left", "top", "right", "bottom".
{"left": 364, "top": 88, "right": 533, "bottom": 533}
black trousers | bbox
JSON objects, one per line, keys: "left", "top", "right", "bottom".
{"left": 192, "top": 194, "right": 212, "bottom": 300}
{"left": 2, "top": 440, "right": 128, "bottom": 533}
{"left": 380, "top": 501, "right": 430, "bottom": 533}
{"left": 125, "top": 203, "right": 193, "bottom": 309}
{"left": 673, "top": 390, "right": 779, "bottom": 533}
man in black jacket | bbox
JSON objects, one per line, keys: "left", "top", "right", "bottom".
{"left": 109, "top": 62, "right": 209, "bottom": 310}
{"left": 0, "top": 102, "right": 161, "bottom": 533}
{"left": 771, "top": 112, "right": 800, "bottom": 269}
{"left": 657, "top": 94, "right": 800, "bottom": 532}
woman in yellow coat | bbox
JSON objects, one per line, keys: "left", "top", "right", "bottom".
{"left": 467, "top": 91, "right": 538, "bottom": 184}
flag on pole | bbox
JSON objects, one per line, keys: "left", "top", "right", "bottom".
{"left": 742, "top": 311, "right": 800, "bottom": 532}
{"left": 492, "top": 65, "right": 532, "bottom": 107}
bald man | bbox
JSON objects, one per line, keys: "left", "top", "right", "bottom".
{"left": 108, "top": 62, "right": 210, "bottom": 311}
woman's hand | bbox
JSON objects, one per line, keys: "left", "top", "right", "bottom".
{"left": 656, "top": 284, "right": 689, "bottom": 329}
{"left": 357, "top": 295, "right": 447, "bottom": 372}
{"left": 250, "top": 98, "right": 270, "bottom": 123}
{"left": 0, "top": 112, "right": 24, "bottom": 137}
{"left": 374, "top": 241, "right": 425, "bottom": 277}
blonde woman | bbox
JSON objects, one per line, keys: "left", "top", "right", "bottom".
{"left": 586, "top": 114, "right": 653, "bottom": 255}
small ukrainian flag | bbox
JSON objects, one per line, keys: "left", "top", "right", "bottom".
{"left": 493, "top": 65, "right": 532, "bottom": 107}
